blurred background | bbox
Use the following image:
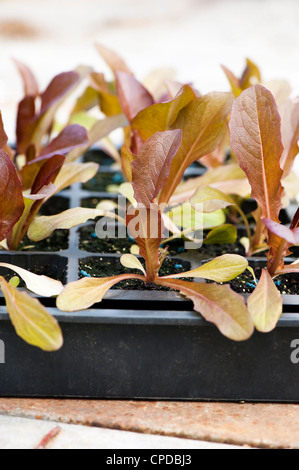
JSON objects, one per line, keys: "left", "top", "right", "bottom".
{"left": 0, "top": 0, "right": 299, "bottom": 139}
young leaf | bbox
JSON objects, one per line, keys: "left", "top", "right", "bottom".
{"left": 120, "top": 254, "right": 146, "bottom": 275}
{"left": 16, "top": 96, "right": 36, "bottom": 153}
{"left": 0, "top": 263, "right": 63, "bottom": 297}
{"left": 263, "top": 218, "right": 299, "bottom": 245}
{"left": 247, "top": 269, "right": 283, "bottom": 333}
{"left": 156, "top": 278, "right": 254, "bottom": 341}
{"left": 279, "top": 98, "right": 299, "bottom": 176}
{"left": 24, "top": 184, "right": 56, "bottom": 201}
{"left": 0, "top": 112, "right": 8, "bottom": 149}
{"left": 120, "top": 145, "right": 136, "bottom": 181}
{"left": 190, "top": 186, "right": 236, "bottom": 213}
{"left": 131, "top": 85, "right": 197, "bottom": 141}
{"left": 0, "top": 276, "right": 63, "bottom": 351}
{"left": 229, "top": 85, "right": 284, "bottom": 222}
{"left": 131, "top": 130, "right": 182, "bottom": 207}
{"left": 52, "top": 162, "right": 99, "bottom": 194}
{"left": 12, "top": 58, "right": 39, "bottom": 97}
{"left": 290, "top": 207, "right": 299, "bottom": 231}
{"left": 40, "top": 71, "right": 80, "bottom": 114}
{"left": 115, "top": 71, "right": 155, "bottom": 122}
{"left": 162, "top": 254, "right": 248, "bottom": 282}
{"left": 71, "top": 86, "right": 100, "bottom": 116}
{"left": 167, "top": 203, "right": 225, "bottom": 230}
{"left": 126, "top": 204, "right": 164, "bottom": 282}
{"left": 20, "top": 71, "right": 82, "bottom": 154}
{"left": 239, "top": 58, "right": 262, "bottom": 89}
{"left": 204, "top": 224, "right": 237, "bottom": 245}
{"left": 95, "top": 43, "right": 133, "bottom": 76}
{"left": 66, "top": 114, "right": 128, "bottom": 162}
{"left": 221, "top": 65, "right": 242, "bottom": 97}
{"left": 159, "top": 92, "right": 234, "bottom": 204}
{"left": 89, "top": 72, "right": 122, "bottom": 116}
{"left": 0, "top": 151, "right": 25, "bottom": 241}
{"left": 31, "top": 154, "right": 65, "bottom": 195}
{"left": 36, "top": 125, "right": 89, "bottom": 161}
{"left": 229, "top": 85, "right": 284, "bottom": 271}
{"left": 170, "top": 164, "right": 250, "bottom": 204}
{"left": 57, "top": 274, "right": 144, "bottom": 312}
{"left": 118, "top": 182, "right": 137, "bottom": 207}
{"left": 275, "top": 260, "right": 299, "bottom": 275}
{"left": 27, "top": 207, "right": 124, "bottom": 242}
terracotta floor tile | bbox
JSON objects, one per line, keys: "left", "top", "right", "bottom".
{"left": 0, "top": 399, "right": 299, "bottom": 448}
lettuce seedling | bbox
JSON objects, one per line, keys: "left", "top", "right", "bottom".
{"left": 57, "top": 129, "right": 254, "bottom": 342}
{"left": 0, "top": 61, "right": 106, "bottom": 250}
{"left": 29, "top": 83, "right": 235, "bottom": 247}
{"left": 0, "top": 265, "right": 63, "bottom": 351}
{"left": 229, "top": 84, "right": 299, "bottom": 332}
{"left": 0, "top": 62, "right": 120, "bottom": 349}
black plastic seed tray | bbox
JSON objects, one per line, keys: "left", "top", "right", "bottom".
{"left": 0, "top": 150, "right": 299, "bottom": 401}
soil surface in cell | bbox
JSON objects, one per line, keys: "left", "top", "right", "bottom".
{"left": 79, "top": 257, "right": 192, "bottom": 291}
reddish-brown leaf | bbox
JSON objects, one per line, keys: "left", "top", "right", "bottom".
{"left": 290, "top": 207, "right": 299, "bottom": 231}
{"left": 16, "top": 96, "right": 36, "bottom": 153}
{"left": 229, "top": 85, "right": 284, "bottom": 222}
{"left": 115, "top": 71, "right": 154, "bottom": 122}
{"left": 95, "top": 43, "right": 133, "bottom": 76}
{"left": 13, "top": 58, "right": 39, "bottom": 97}
{"left": 89, "top": 72, "right": 122, "bottom": 116}
{"left": 156, "top": 278, "right": 254, "bottom": 341}
{"left": 36, "top": 125, "right": 89, "bottom": 161}
{"left": 131, "top": 130, "right": 182, "bottom": 207}
{"left": 159, "top": 92, "right": 234, "bottom": 204}
{"left": 0, "top": 112, "right": 8, "bottom": 150}
{"left": 15, "top": 155, "right": 66, "bottom": 247}
{"left": 126, "top": 204, "right": 164, "bottom": 282}
{"left": 131, "top": 84, "right": 197, "bottom": 141}
{"left": 229, "top": 85, "right": 284, "bottom": 271}
{"left": 279, "top": 98, "right": 299, "bottom": 176}
{"left": 40, "top": 71, "right": 80, "bottom": 114}
{"left": 0, "top": 151, "right": 24, "bottom": 241}
{"left": 31, "top": 155, "right": 65, "bottom": 195}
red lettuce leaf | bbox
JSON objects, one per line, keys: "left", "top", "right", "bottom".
{"left": 13, "top": 58, "right": 39, "bottom": 97}
{"left": 35, "top": 125, "right": 89, "bottom": 162}
{"left": 115, "top": 71, "right": 154, "bottom": 122}
{"left": 131, "top": 130, "right": 182, "bottom": 207}
{"left": 0, "top": 151, "right": 24, "bottom": 241}
{"left": 126, "top": 204, "right": 164, "bottom": 282}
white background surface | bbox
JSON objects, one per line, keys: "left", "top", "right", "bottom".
{"left": 0, "top": 0, "right": 299, "bottom": 128}
{"left": 0, "top": 0, "right": 298, "bottom": 179}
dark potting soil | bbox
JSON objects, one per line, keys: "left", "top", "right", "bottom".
{"left": 82, "top": 171, "right": 124, "bottom": 192}
{"left": 0, "top": 259, "right": 67, "bottom": 288}
{"left": 79, "top": 224, "right": 247, "bottom": 257}
{"left": 19, "top": 230, "right": 69, "bottom": 252}
{"left": 83, "top": 149, "right": 115, "bottom": 166}
{"left": 79, "top": 257, "right": 192, "bottom": 291}
{"left": 224, "top": 266, "right": 299, "bottom": 295}
{"left": 81, "top": 196, "right": 119, "bottom": 210}
{"left": 40, "top": 196, "right": 70, "bottom": 216}
{"left": 18, "top": 196, "right": 70, "bottom": 252}
{"left": 79, "top": 225, "right": 130, "bottom": 254}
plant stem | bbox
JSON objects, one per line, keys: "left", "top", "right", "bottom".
{"left": 235, "top": 206, "right": 251, "bottom": 242}
{"left": 267, "top": 239, "right": 287, "bottom": 277}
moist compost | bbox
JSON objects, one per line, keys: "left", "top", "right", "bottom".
{"left": 227, "top": 266, "right": 299, "bottom": 295}
{"left": 83, "top": 149, "right": 115, "bottom": 166}
{"left": 79, "top": 256, "right": 191, "bottom": 290}
{"left": 82, "top": 171, "right": 124, "bottom": 192}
